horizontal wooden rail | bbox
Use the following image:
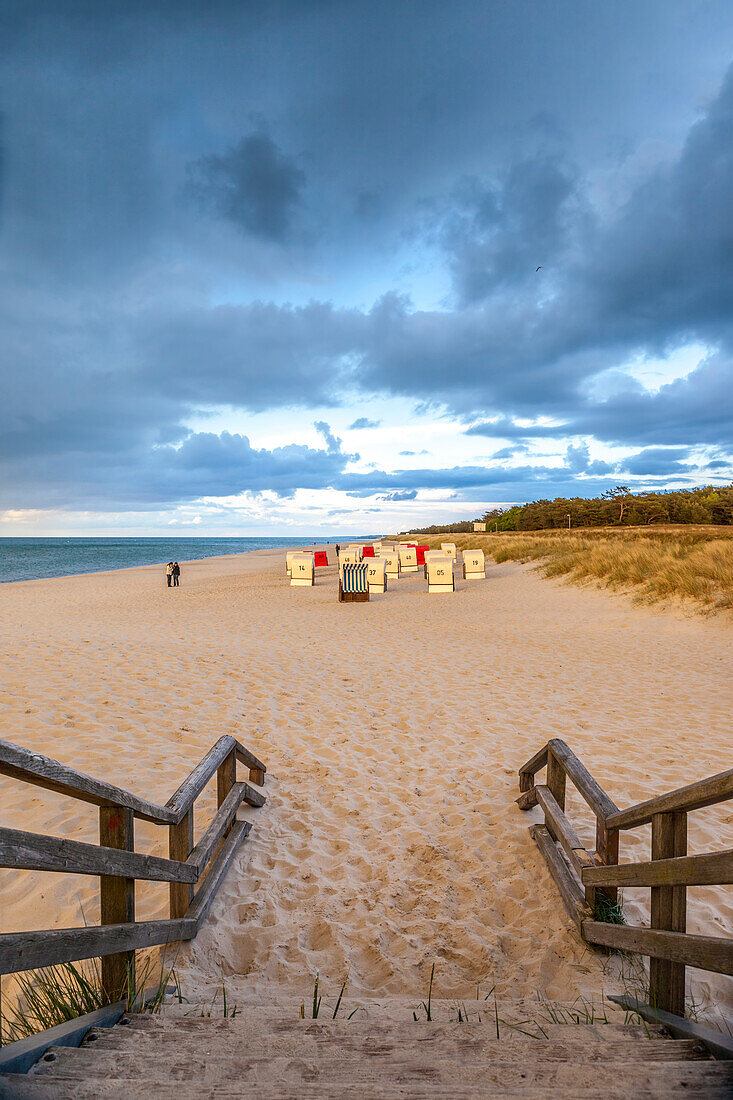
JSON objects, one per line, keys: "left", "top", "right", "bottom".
{"left": 582, "top": 848, "right": 733, "bottom": 889}
{"left": 0, "top": 732, "right": 266, "bottom": 1006}
{"left": 0, "top": 741, "right": 176, "bottom": 825}
{"left": 0, "top": 735, "right": 266, "bottom": 827}
{"left": 0, "top": 821, "right": 251, "bottom": 976}
{"left": 583, "top": 923, "right": 733, "bottom": 977}
{"left": 606, "top": 769, "right": 733, "bottom": 831}
{"left": 0, "top": 827, "right": 197, "bottom": 884}
{"left": 517, "top": 738, "right": 733, "bottom": 1020}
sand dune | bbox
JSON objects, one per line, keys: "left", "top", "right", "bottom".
{"left": 0, "top": 549, "right": 731, "bottom": 1020}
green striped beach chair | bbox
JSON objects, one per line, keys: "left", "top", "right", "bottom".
{"left": 339, "top": 562, "right": 370, "bottom": 602}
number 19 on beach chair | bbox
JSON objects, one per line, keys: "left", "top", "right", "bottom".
{"left": 339, "top": 562, "right": 370, "bottom": 602}
{"left": 462, "top": 549, "right": 486, "bottom": 579}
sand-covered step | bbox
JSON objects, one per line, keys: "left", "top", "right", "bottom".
{"left": 21, "top": 1060, "right": 733, "bottom": 1099}
{"left": 13, "top": 1077, "right": 733, "bottom": 1100}
{"left": 59, "top": 1025, "right": 709, "bottom": 1066}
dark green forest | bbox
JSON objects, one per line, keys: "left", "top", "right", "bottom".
{"left": 403, "top": 484, "right": 733, "bottom": 534}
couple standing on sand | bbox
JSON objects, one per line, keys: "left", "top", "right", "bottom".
{"left": 166, "top": 561, "right": 180, "bottom": 587}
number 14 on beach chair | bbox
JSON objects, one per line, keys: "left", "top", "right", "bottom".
{"left": 290, "top": 553, "right": 314, "bottom": 587}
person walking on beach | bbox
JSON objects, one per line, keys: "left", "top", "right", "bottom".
{"left": 335, "top": 543, "right": 340, "bottom": 558}
{"left": 166, "top": 562, "right": 173, "bottom": 587}
{"left": 172, "top": 562, "right": 180, "bottom": 587}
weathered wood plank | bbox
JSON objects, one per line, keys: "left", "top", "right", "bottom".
{"left": 187, "top": 821, "right": 251, "bottom": 930}
{"left": 649, "top": 811, "right": 687, "bottom": 1016}
{"left": 548, "top": 739, "right": 619, "bottom": 822}
{"left": 595, "top": 819, "right": 620, "bottom": 906}
{"left": 236, "top": 743, "right": 266, "bottom": 786}
{"left": 186, "top": 783, "right": 246, "bottom": 874}
{"left": 515, "top": 787, "right": 539, "bottom": 810}
{"left": 0, "top": 739, "right": 175, "bottom": 824}
{"left": 582, "top": 847, "right": 733, "bottom": 888}
{"left": 165, "top": 736, "right": 237, "bottom": 819}
{"left": 582, "top": 922, "right": 733, "bottom": 976}
{"left": 0, "top": 919, "right": 197, "bottom": 975}
{"left": 217, "top": 748, "right": 236, "bottom": 809}
{"left": 0, "top": 826, "right": 197, "bottom": 883}
{"left": 99, "top": 807, "right": 135, "bottom": 1003}
{"left": 518, "top": 743, "right": 549, "bottom": 788}
{"left": 534, "top": 786, "right": 595, "bottom": 880}
{"left": 528, "top": 824, "right": 593, "bottom": 928}
{"left": 607, "top": 768, "right": 733, "bottom": 831}
{"left": 608, "top": 995, "right": 733, "bottom": 1061}
{"left": 169, "top": 810, "right": 194, "bottom": 919}
{"left": 241, "top": 780, "right": 265, "bottom": 808}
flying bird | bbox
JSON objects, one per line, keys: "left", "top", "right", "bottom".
{"left": 536, "top": 266, "right": 542, "bottom": 271}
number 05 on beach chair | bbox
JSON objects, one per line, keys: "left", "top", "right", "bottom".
{"left": 427, "top": 555, "right": 455, "bottom": 593}
{"left": 339, "top": 562, "right": 370, "bottom": 602}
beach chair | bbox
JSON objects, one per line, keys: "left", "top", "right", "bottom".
{"left": 415, "top": 545, "right": 429, "bottom": 565}
{"left": 398, "top": 545, "right": 418, "bottom": 573}
{"left": 339, "top": 562, "right": 370, "bottom": 602}
{"left": 362, "top": 545, "right": 375, "bottom": 558}
{"left": 423, "top": 549, "right": 445, "bottom": 577}
{"left": 338, "top": 548, "right": 360, "bottom": 566}
{"left": 373, "top": 541, "right": 382, "bottom": 556}
{"left": 290, "top": 553, "right": 314, "bottom": 587}
{"left": 427, "top": 555, "right": 454, "bottom": 593}
{"left": 285, "top": 549, "right": 302, "bottom": 577}
{"left": 463, "top": 549, "right": 486, "bottom": 580}
{"left": 440, "top": 542, "right": 458, "bottom": 561}
{"left": 365, "top": 557, "right": 387, "bottom": 593}
{"left": 314, "top": 551, "right": 329, "bottom": 568}
{"left": 382, "top": 549, "right": 400, "bottom": 578}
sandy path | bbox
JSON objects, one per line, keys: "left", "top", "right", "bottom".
{"left": 0, "top": 550, "right": 731, "bottom": 1017}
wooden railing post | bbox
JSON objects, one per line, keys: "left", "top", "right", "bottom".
{"left": 99, "top": 806, "right": 135, "bottom": 1004}
{"left": 169, "top": 810, "right": 194, "bottom": 919}
{"left": 249, "top": 763, "right": 265, "bottom": 786}
{"left": 545, "top": 749, "right": 566, "bottom": 842}
{"left": 649, "top": 810, "right": 687, "bottom": 1015}
{"left": 595, "top": 819, "right": 620, "bottom": 908}
{"left": 217, "top": 749, "right": 236, "bottom": 808}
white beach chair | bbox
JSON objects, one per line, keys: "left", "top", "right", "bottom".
{"left": 339, "top": 548, "right": 361, "bottom": 566}
{"left": 382, "top": 549, "right": 400, "bottom": 578}
{"left": 365, "top": 557, "right": 387, "bottom": 593}
{"left": 440, "top": 542, "right": 458, "bottom": 561}
{"left": 463, "top": 549, "right": 486, "bottom": 580}
{"left": 398, "top": 546, "right": 419, "bottom": 573}
{"left": 290, "top": 553, "right": 314, "bottom": 587}
{"left": 427, "top": 555, "right": 454, "bottom": 593}
{"left": 285, "top": 550, "right": 301, "bottom": 577}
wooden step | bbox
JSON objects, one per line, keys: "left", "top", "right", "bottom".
{"left": 10, "top": 1062, "right": 733, "bottom": 1100}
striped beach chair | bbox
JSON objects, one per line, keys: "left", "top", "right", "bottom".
{"left": 339, "top": 562, "right": 370, "bottom": 602}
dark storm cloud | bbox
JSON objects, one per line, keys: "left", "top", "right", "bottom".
{"left": 2, "top": 3, "right": 733, "bottom": 513}
{"left": 187, "top": 134, "right": 306, "bottom": 242}
{"left": 620, "top": 448, "right": 693, "bottom": 476}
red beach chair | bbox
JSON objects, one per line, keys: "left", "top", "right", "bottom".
{"left": 314, "top": 551, "right": 329, "bottom": 567}
{"left": 416, "top": 545, "right": 429, "bottom": 565}
{"left": 362, "top": 546, "right": 375, "bottom": 557}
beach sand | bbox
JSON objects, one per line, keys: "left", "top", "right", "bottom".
{"left": 1, "top": 549, "right": 731, "bottom": 1020}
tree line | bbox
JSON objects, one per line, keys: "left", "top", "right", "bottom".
{"left": 402, "top": 484, "right": 733, "bottom": 534}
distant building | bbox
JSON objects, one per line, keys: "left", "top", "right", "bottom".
{"left": 474, "top": 521, "right": 486, "bottom": 532}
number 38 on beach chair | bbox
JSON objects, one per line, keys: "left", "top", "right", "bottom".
{"left": 339, "top": 562, "right": 370, "bottom": 602}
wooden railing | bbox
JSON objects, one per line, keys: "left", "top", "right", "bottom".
{"left": 0, "top": 735, "right": 266, "bottom": 1006}
{"left": 518, "top": 739, "right": 733, "bottom": 1017}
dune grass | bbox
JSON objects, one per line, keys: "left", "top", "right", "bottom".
{"left": 401, "top": 526, "right": 733, "bottom": 612}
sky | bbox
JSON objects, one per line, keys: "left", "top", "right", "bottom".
{"left": 1, "top": 1, "right": 732, "bottom": 535}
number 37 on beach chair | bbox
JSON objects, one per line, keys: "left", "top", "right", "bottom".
{"left": 339, "top": 562, "right": 370, "bottom": 602}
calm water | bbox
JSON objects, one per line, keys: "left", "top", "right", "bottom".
{"left": 0, "top": 537, "right": 357, "bottom": 584}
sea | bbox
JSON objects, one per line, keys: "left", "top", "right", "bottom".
{"left": 0, "top": 537, "right": 362, "bottom": 584}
